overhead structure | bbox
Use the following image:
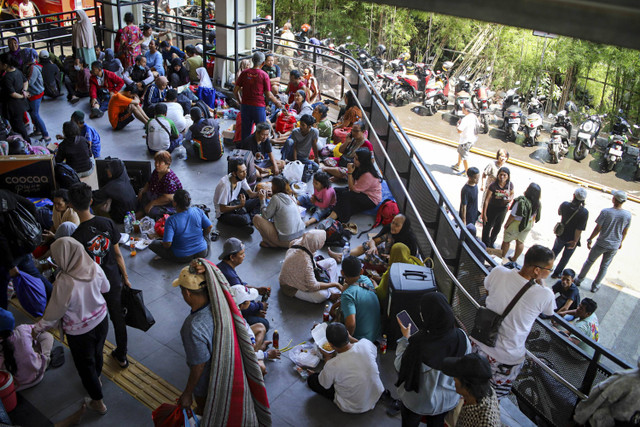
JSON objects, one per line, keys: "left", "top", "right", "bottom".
{"left": 367, "top": 0, "right": 640, "bottom": 50}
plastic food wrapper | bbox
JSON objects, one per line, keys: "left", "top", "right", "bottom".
{"left": 119, "top": 233, "right": 129, "bottom": 244}
{"left": 290, "top": 344, "right": 321, "bottom": 368}
{"left": 311, "top": 322, "right": 335, "bottom": 353}
{"left": 139, "top": 216, "right": 156, "bottom": 235}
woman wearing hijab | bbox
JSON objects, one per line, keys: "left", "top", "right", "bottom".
{"left": 102, "top": 48, "right": 124, "bottom": 77}
{"left": 0, "top": 52, "right": 29, "bottom": 139}
{"left": 33, "top": 237, "right": 111, "bottom": 415}
{"left": 279, "top": 230, "right": 343, "bottom": 303}
{"left": 72, "top": 9, "right": 98, "bottom": 68}
{"left": 195, "top": 67, "right": 216, "bottom": 108}
{"left": 91, "top": 157, "right": 137, "bottom": 224}
{"left": 7, "top": 37, "right": 25, "bottom": 69}
{"left": 375, "top": 243, "right": 424, "bottom": 300}
{"left": 394, "top": 292, "right": 471, "bottom": 427}
{"left": 168, "top": 57, "right": 189, "bottom": 88}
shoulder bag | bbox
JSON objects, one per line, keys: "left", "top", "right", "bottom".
{"left": 291, "top": 245, "right": 331, "bottom": 283}
{"left": 471, "top": 279, "right": 534, "bottom": 347}
{"left": 553, "top": 205, "right": 581, "bottom": 237}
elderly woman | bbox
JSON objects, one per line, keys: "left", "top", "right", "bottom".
{"left": 321, "top": 120, "right": 372, "bottom": 179}
{"left": 72, "top": 9, "right": 97, "bottom": 68}
{"left": 279, "top": 230, "right": 343, "bottom": 303}
{"left": 115, "top": 12, "right": 142, "bottom": 69}
{"left": 394, "top": 292, "right": 471, "bottom": 427}
{"left": 33, "top": 237, "right": 111, "bottom": 415}
{"left": 329, "top": 148, "right": 382, "bottom": 223}
{"left": 313, "top": 104, "right": 332, "bottom": 139}
{"left": 253, "top": 176, "right": 305, "bottom": 248}
{"left": 136, "top": 150, "right": 183, "bottom": 219}
{"left": 149, "top": 189, "right": 212, "bottom": 262}
{"left": 55, "top": 121, "right": 93, "bottom": 177}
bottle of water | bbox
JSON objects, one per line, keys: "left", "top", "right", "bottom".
{"left": 124, "top": 213, "right": 132, "bottom": 234}
{"left": 342, "top": 241, "right": 350, "bottom": 263}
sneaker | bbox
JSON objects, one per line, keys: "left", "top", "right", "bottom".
{"left": 590, "top": 284, "right": 601, "bottom": 293}
{"left": 386, "top": 399, "right": 401, "bottom": 417}
{"left": 40, "top": 136, "right": 51, "bottom": 143}
{"left": 451, "top": 164, "right": 460, "bottom": 172}
{"left": 69, "top": 96, "right": 81, "bottom": 104}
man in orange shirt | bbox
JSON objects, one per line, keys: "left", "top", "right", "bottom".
{"left": 107, "top": 84, "right": 150, "bottom": 130}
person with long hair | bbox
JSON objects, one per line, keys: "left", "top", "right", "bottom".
{"left": 0, "top": 52, "right": 29, "bottom": 139}
{"left": 322, "top": 120, "right": 373, "bottom": 180}
{"left": 253, "top": 176, "right": 305, "bottom": 248}
{"left": 394, "top": 292, "right": 471, "bottom": 427}
{"left": 481, "top": 166, "right": 514, "bottom": 248}
{"left": 33, "top": 237, "right": 111, "bottom": 415}
{"left": 334, "top": 90, "right": 362, "bottom": 130}
{"left": 481, "top": 149, "right": 509, "bottom": 192}
{"left": 55, "top": 121, "right": 94, "bottom": 177}
{"left": 329, "top": 148, "right": 382, "bottom": 223}
{"left": 23, "top": 48, "right": 51, "bottom": 142}
{"left": 500, "top": 183, "right": 542, "bottom": 262}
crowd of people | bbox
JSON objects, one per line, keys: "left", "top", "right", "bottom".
{"left": 0, "top": 15, "right": 634, "bottom": 427}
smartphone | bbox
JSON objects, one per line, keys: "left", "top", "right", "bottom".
{"left": 396, "top": 310, "right": 419, "bottom": 336}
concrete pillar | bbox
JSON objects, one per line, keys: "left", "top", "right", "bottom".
{"left": 101, "top": 4, "right": 143, "bottom": 49}
{"left": 213, "top": 0, "right": 256, "bottom": 87}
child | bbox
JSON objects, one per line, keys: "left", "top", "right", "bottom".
{"left": 298, "top": 171, "right": 336, "bottom": 226}
{"left": 459, "top": 167, "right": 480, "bottom": 226}
{"left": 553, "top": 268, "right": 580, "bottom": 317}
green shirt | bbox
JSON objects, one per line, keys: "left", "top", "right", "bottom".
{"left": 341, "top": 275, "right": 381, "bottom": 342}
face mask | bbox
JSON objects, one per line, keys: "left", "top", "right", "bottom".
{"left": 137, "top": 65, "right": 145, "bottom": 70}
{"left": 74, "top": 65, "right": 82, "bottom": 71}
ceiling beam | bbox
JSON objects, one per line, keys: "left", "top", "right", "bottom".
{"left": 367, "top": 0, "right": 640, "bottom": 50}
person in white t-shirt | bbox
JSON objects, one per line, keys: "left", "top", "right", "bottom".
{"left": 146, "top": 103, "right": 182, "bottom": 154}
{"left": 307, "top": 322, "right": 384, "bottom": 414}
{"left": 452, "top": 101, "right": 478, "bottom": 176}
{"left": 472, "top": 244, "right": 555, "bottom": 397}
{"left": 163, "top": 89, "right": 189, "bottom": 133}
{"left": 212, "top": 159, "right": 260, "bottom": 228}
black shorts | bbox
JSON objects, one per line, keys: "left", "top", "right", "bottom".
{"left": 114, "top": 111, "right": 134, "bottom": 130}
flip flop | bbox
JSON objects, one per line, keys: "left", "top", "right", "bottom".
{"left": 344, "top": 222, "right": 358, "bottom": 235}
{"left": 48, "top": 346, "right": 65, "bottom": 369}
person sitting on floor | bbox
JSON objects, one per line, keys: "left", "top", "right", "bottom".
{"left": 142, "top": 75, "right": 168, "bottom": 116}
{"left": 375, "top": 243, "right": 424, "bottom": 301}
{"left": 238, "top": 122, "right": 280, "bottom": 176}
{"left": 167, "top": 57, "right": 190, "bottom": 88}
{"left": 102, "top": 48, "right": 123, "bottom": 77}
{"left": 216, "top": 237, "right": 270, "bottom": 330}
{"left": 136, "top": 150, "right": 183, "bottom": 219}
{"left": 55, "top": 121, "right": 94, "bottom": 178}
{"left": 307, "top": 322, "right": 384, "bottom": 414}
{"left": 70, "top": 110, "right": 101, "bottom": 158}
{"left": 321, "top": 120, "right": 372, "bottom": 180}
{"left": 286, "top": 69, "right": 310, "bottom": 104}
{"left": 144, "top": 39, "right": 164, "bottom": 77}
{"left": 280, "top": 114, "right": 320, "bottom": 171}
{"left": 39, "top": 50, "right": 61, "bottom": 98}
{"left": 149, "top": 189, "right": 211, "bottom": 263}
{"left": 107, "top": 84, "right": 150, "bottom": 130}
{"left": 123, "top": 54, "right": 154, "bottom": 93}
{"left": 162, "top": 89, "right": 188, "bottom": 134}
{"left": 555, "top": 298, "right": 599, "bottom": 357}
{"left": 189, "top": 106, "right": 222, "bottom": 161}
{"left": 159, "top": 40, "right": 185, "bottom": 69}
{"left": 184, "top": 44, "right": 203, "bottom": 83}
{"left": 279, "top": 230, "right": 343, "bottom": 303}
{"left": 334, "top": 90, "right": 362, "bottom": 131}
{"left": 91, "top": 157, "right": 137, "bottom": 224}
{"left": 65, "top": 57, "right": 91, "bottom": 103}
{"left": 41, "top": 189, "right": 80, "bottom": 248}
{"left": 313, "top": 104, "right": 332, "bottom": 140}
{"left": 146, "top": 103, "right": 182, "bottom": 154}
{"left": 212, "top": 158, "right": 260, "bottom": 228}
{"left": 89, "top": 60, "right": 124, "bottom": 118}
{"left": 253, "top": 176, "right": 305, "bottom": 248}
{"left": 297, "top": 171, "right": 336, "bottom": 227}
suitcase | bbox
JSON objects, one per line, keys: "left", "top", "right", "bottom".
{"left": 385, "top": 262, "right": 437, "bottom": 348}
{"left": 227, "top": 148, "right": 256, "bottom": 185}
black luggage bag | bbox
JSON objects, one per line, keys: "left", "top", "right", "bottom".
{"left": 385, "top": 262, "right": 437, "bottom": 349}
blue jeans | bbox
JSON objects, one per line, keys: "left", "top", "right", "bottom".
{"left": 298, "top": 194, "right": 331, "bottom": 222}
{"left": 281, "top": 138, "right": 295, "bottom": 161}
{"left": 240, "top": 104, "right": 266, "bottom": 140}
{"left": 0, "top": 253, "right": 53, "bottom": 309}
{"left": 577, "top": 244, "right": 618, "bottom": 288}
{"left": 29, "top": 97, "right": 49, "bottom": 137}
{"left": 552, "top": 237, "right": 578, "bottom": 277}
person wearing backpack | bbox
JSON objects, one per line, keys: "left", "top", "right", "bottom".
{"left": 0, "top": 190, "right": 53, "bottom": 309}
{"left": 145, "top": 103, "right": 182, "bottom": 154}
{"left": 189, "top": 106, "right": 222, "bottom": 161}
{"left": 451, "top": 101, "right": 478, "bottom": 176}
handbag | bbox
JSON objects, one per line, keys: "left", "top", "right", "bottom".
{"left": 291, "top": 245, "right": 331, "bottom": 283}
{"left": 282, "top": 160, "right": 305, "bottom": 183}
{"left": 121, "top": 286, "right": 156, "bottom": 331}
{"left": 471, "top": 279, "right": 534, "bottom": 347}
{"left": 553, "top": 205, "right": 581, "bottom": 237}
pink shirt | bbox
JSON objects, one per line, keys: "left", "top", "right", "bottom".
{"left": 313, "top": 187, "right": 337, "bottom": 209}
{"left": 353, "top": 172, "right": 382, "bottom": 205}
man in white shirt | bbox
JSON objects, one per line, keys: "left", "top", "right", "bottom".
{"left": 146, "top": 103, "right": 181, "bottom": 154}
{"left": 163, "top": 89, "right": 188, "bottom": 134}
{"left": 212, "top": 158, "right": 259, "bottom": 228}
{"left": 307, "top": 323, "right": 384, "bottom": 414}
{"left": 472, "top": 244, "right": 555, "bottom": 397}
{"left": 452, "top": 100, "right": 478, "bottom": 176}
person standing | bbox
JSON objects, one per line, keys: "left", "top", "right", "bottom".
{"left": 69, "top": 183, "right": 130, "bottom": 369}
{"left": 459, "top": 167, "right": 480, "bottom": 226}
{"left": 452, "top": 100, "right": 478, "bottom": 176}
{"left": 575, "top": 190, "right": 631, "bottom": 293}
{"left": 0, "top": 53, "right": 29, "bottom": 140}
{"left": 72, "top": 9, "right": 98, "bottom": 69}
{"left": 18, "top": 0, "right": 37, "bottom": 35}
{"left": 551, "top": 188, "right": 589, "bottom": 278}
{"left": 472, "top": 245, "right": 555, "bottom": 397}
{"left": 233, "top": 51, "right": 282, "bottom": 140}
{"left": 481, "top": 166, "right": 514, "bottom": 249}
{"left": 115, "top": 12, "right": 142, "bottom": 69}
{"left": 500, "top": 183, "right": 541, "bottom": 263}
{"left": 23, "top": 48, "right": 51, "bottom": 143}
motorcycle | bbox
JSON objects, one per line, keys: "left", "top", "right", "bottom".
{"left": 501, "top": 82, "right": 522, "bottom": 142}
{"left": 573, "top": 113, "right": 605, "bottom": 161}
{"left": 423, "top": 73, "right": 449, "bottom": 116}
{"left": 522, "top": 97, "right": 544, "bottom": 146}
{"left": 452, "top": 76, "right": 471, "bottom": 118}
{"left": 602, "top": 115, "right": 632, "bottom": 172}
{"left": 471, "top": 76, "right": 491, "bottom": 133}
{"left": 547, "top": 110, "right": 572, "bottom": 163}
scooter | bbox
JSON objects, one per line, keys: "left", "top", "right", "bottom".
{"left": 451, "top": 76, "right": 471, "bottom": 118}
{"left": 573, "top": 113, "right": 605, "bottom": 161}
{"left": 423, "top": 73, "right": 448, "bottom": 116}
{"left": 523, "top": 97, "right": 544, "bottom": 146}
{"left": 547, "top": 111, "right": 572, "bottom": 163}
{"left": 471, "top": 76, "right": 490, "bottom": 133}
{"left": 501, "top": 82, "right": 522, "bottom": 142}
{"left": 602, "top": 115, "right": 632, "bottom": 172}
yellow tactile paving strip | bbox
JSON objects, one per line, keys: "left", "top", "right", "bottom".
{"left": 10, "top": 300, "right": 181, "bottom": 410}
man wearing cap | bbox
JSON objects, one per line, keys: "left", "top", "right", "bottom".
{"left": 70, "top": 111, "right": 101, "bottom": 158}
{"left": 441, "top": 353, "right": 501, "bottom": 427}
{"left": 452, "top": 101, "right": 478, "bottom": 176}
{"left": 217, "top": 238, "right": 270, "bottom": 329}
{"left": 551, "top": 188, "right": 589, "bottom": 278}
{"left": 575, "top": 190, "right": 631, "bottom": 292}
{"left": 174, "top": 265, "right": 214, "bottom": 415}
{"left": 39, "top": 50, "right": 61, "bottom": 98}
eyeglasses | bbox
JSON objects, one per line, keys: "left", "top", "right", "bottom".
{"left": 535, "top": 265, "right": 554, "bottom": 272}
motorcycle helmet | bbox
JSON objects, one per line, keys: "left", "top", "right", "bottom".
{"left": 400, "top": 52, "right": 410, "bottom": 61}
{"left": 375, "top": 44, "right": 386, "bottom": 57}
{"left": 207, "top": 2, "right": 214, "bottom": 10}
{"left": 301, "top": 23, "right": 310, "bottom": 33}
{"left": 564, "top": 101, "right": 577, "bottom": 112}
{"left": 442, "top": 61, "right": 454, "bottom": 73}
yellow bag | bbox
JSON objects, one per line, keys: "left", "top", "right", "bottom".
{"left": 332, "top": 143, "right": 342, "bottom": 157}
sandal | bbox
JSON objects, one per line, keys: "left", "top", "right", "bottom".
{"left": 111, "top": 350, "right": 129, "bottom": 368}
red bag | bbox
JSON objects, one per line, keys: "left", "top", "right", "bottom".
{"left": 333, "top": 127, "right": 352, "bottom": 144}
{"left": 154, "top": 214, "right": 170, "bottom": 238}
{"left": 357, "top": 199, "right": 400, "bottom": 238}
{"left": 152, "top": 403, "right": 183, "bottom": 427}
{"left": 276, "top": 111, "right": 297, "bottom": 134}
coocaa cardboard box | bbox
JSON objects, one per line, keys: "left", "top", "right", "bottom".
{"left": 0, "top": 154, "right": 56, "bottom": 197}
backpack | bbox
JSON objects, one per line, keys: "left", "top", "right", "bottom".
{"left": 317, "top": 218, "right": 351, "bottom": 247}
{"left": 55, "top": 163, "right": 81, "bottom": 189}
{"left": 358, "top": 199, "right": 399, "bottom": 237}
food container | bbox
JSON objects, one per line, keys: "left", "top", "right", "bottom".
{"left": 311, "top": 322, "right": 334, "bottom": 353}
{"left": 290, "top": 344, "right": 321, "bottom": 368}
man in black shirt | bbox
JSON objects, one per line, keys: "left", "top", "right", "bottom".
{"left": 188, "top": 106, "right": 222, "bottom": 161}
{"left": 238, "top": 122, "right": 280, "bottom": 177}
{"left": 69, "top": 183, "right": 130, "bottom": 368}
{"left": 551, "top": 188, "right": 589, "bottom": 278}
{"left": 459, "top": 167, "right": 480, "bottom": 226}
{"left": 92, "top": 157, "right": 137, "bottom": 223}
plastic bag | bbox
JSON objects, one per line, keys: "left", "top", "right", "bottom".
{"left": 154, "top": 214, "right": 170, "bottom": 238}
{"left": 121, "top": 287, "right": 156, "bottom": 332}
{"left": 283, "top": 160, "right": 305, "bottom": 183}
{"left": 14, "top": 271, "right": 47, "bottom": 317}
{"left": 152, "top": 404, "right": 200, "bottom": 427}
{"left": 139, "top": 217, "right": 156, "bottom": 235}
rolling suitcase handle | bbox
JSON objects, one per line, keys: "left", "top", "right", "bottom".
{"left": 402, "top": 270, "right": 429, "bottom": 280}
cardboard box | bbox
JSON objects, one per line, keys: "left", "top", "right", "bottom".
{"left": 0, "top": 155, "right": 56, "bottom": 197}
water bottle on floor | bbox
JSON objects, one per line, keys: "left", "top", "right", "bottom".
{"left": 342, "top": 242, "right": 350, "bottom": 262}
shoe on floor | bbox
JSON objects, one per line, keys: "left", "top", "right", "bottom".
{"left": 451, "top": 164, "right": 460, "bottom": 172}
{"left": 111, "top": 350, "right": 129, "bottom": 368}
{"left": 591, "top": 284, "right": 601, "bottom": 293}
{"left": 386, "top": 399, "right": 401, "bottom": 417}
{"left": 48, "top": 346, "right": 65, "bottom": 369}
{"left": 83, "top": 397, "right": 107, "bottom": 415}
